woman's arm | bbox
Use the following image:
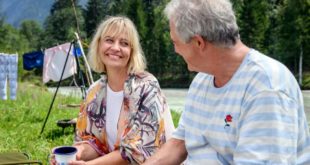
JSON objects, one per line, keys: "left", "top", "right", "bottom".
{"left": 69, "top": 150, "right": 127, "bottom": 165}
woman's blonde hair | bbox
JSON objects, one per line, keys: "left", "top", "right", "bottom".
{"left": 88, "top": 16, "right": 147, "bottom": 74}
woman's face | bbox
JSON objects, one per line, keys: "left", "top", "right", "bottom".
{"left": 99, "top": 32, "right": 131, "bottom": 72}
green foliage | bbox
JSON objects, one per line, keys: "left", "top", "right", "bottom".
{"left": 0, "top": 82, "right": 80, "bottom": 164}
{"left": 276, "top": 0, "right": 310, "bottom": 73}
{"left": 238, "top": 0, "right": 270, "bottom": 52}
{"left": 171, "top": 110, "right": 181, "bottom": 127}
{"left": 41, "top": 0, "right": 85, "bottom": 48}
{"left": 0, "top": 23, "right": 29, "bottom": 53}
{"left": 50, "top": 0, "right": 80, "bottom": 15}
{"left": 0, "top": 0, "right": 309, "bottom": 88}
{"left": 19, "top": 20, "right": 43, "bottom": 50}
{"left": 117, "top": 0, "right": 193, "bottom": 87}
{"left": 81, "top": 0, "right": 193, "bottom": 87}
{"left": 106, "top": 0, "right": 126, "bottom": 15}
{"left": 303, "top": 72, "right": 310, "bottom": 89}
{"left": 84, "top": 0, "right": 107, "bottom": 38}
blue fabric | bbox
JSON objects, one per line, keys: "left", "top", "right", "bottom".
{"left": 74, "top": 47, "right": 82, "bottom": 57}
{"left": 22, "top": 51, "right": 44, "bottom": 70}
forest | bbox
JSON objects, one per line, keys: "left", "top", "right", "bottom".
{"left": 0, "top": 0, "right": 309, "bottom": 88}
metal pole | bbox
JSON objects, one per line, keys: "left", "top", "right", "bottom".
{"left": 40, "top": 42, "right": 74, "bottom": 135}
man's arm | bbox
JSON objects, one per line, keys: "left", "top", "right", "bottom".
{"left": 143, "top": 138, "right": 187, "bottom": 165}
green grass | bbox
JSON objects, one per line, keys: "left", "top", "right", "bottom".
{"left": 0, "top": 82, "right": 81, "bottom": 164}
{"left": 171, "top": 110, "right": 181, "bottom": 127}
{"left": 0, "top": 82, "right": 182, "bottom": 164}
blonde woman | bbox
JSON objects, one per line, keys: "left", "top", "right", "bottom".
{"left": 51, "top": 16, "right": 174, "bottom": 165}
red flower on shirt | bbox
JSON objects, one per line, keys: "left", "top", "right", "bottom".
{"left": 224, "top": 114, "right": 233, "bottom": 128}
{"left": 225, "top": 115, "right": 232, "bottom": 122}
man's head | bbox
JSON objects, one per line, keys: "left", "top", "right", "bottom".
{"left": 164, "top": 0, "right": 239, "bottom": 48}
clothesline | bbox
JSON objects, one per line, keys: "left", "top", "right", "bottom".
{"left": 22, "top": 33, "right": 94, "bottom": 86}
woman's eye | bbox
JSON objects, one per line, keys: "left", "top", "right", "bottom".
{"left": 120, "top": 41, "right": 129, "bottom": 47}
{"left": 105, "top": 38, "right": 113, "bottom": 43}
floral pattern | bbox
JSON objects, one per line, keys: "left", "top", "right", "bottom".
{"left": 224, "top": 114, "right": 233, "bottom": 128}
{"left": 75, "top": 72, "right": 169, "bottom": 164}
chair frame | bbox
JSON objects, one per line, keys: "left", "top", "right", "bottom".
{"left": 0, "top": 152, "right": 42, "bottom": 165}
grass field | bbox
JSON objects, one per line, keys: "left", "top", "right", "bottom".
{"left": 0, "top": 82, "right": 181, "bottom": 164}
{"left": 0, "top": 83, "right": 308, "bottom": 164}
{"left": 0, "top": 82, "right": 80, "bottom": 164}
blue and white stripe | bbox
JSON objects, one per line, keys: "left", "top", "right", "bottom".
{"left": 173, "top": 49, "right": 310, "bottom": 164}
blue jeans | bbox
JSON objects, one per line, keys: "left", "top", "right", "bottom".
{"left": 0, "top": 53, "right": 18, "bottom": 100}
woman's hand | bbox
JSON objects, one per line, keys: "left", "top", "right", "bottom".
{"left": 68, "top": 160, "right": 87, "bottom": 165}
{"left": 50, "top": 146, "right": 80, "bottom": 165}
{"left": 49, "top": 153, "right": 57, "bottom": 165}
{"left": 73, "top": 142, "right": 100, "bottom": 161}
{"left": 74, "top": 144, "right": 84, "bottom": 160}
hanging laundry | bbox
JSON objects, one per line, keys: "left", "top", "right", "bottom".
{"left": 23, "top": 51, "right": 44, "bottom": 71}
{"left": 74, "top": 47, "right": 82, "bottom": 57}
{"left": 43, "top": 43, "right": 77, "bottom": 83}
{"left": 0, "top": 53, "right": 18, "bottom": 100}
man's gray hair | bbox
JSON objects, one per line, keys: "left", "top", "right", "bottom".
{"left": 164, "top": 0, "right": 240, "bottom": 48}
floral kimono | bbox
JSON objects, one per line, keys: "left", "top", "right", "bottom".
{"left": 75, "top": 72, "right": 170, "bottom": 164}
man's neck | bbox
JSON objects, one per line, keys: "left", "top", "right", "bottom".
{"left": 211, "top": 42, "right": 250, "bottom": 88}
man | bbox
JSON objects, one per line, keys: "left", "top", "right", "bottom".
{"left": 144, "top": 0, "right": 310, "bottom": 164}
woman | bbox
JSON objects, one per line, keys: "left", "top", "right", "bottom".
{"left": 51, "top": 16, "right": 174, "bottom": 165}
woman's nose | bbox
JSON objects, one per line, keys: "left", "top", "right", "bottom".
{"left": 111, "top": 41, "right": 120, "bottom": 51}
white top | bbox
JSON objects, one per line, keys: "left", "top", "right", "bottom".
{"left": 106, "top": 84, "right": 124, "bottom": 151}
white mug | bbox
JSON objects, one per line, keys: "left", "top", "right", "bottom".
{"left": 53, "top": 146, "right": 77, "bottom": 165}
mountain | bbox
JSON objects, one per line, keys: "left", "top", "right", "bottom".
{"left": 0, "top": 0, "right": 87, "bottom": 28}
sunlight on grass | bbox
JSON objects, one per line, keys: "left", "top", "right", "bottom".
{"left": 0, "top": 82, "right": 80, "bottom": 163}
{"left": 0, "top": 82, "right": 182, "bottom": 164}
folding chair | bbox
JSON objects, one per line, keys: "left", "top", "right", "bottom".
{"left": 0, "top": 152, "right": 42, "bottom": 165}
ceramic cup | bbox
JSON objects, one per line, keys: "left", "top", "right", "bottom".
{"left": 53, "top": 146, "right": 77, "bottom": 165}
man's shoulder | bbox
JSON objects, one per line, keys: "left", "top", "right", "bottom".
{"left": 245, "top": 50, "right": 297, "bottom": 87}
{"left": 242, "top": 50, "right": 301, "bottom": 100}
{"left": 246, "top": 49, "right": 290, "bottom": 74}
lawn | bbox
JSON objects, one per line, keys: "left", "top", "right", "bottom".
{"left": 0, "top": 82, "right": 181, "bottom": 164}
{"left": 1, "top": 82, "right": 308, "bottom": 164}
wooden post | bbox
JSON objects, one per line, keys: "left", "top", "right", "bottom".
{"left": 75, "top": 32, "right": 94, "bottom": 85}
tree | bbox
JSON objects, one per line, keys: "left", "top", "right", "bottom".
{"left": 276, "top": 0, "right": 309, "bottom": 73}
{"left": 50, "top": 0, "right": 76, "bottom": 15}
{"left": 41, "top": 0, "right": 85, "bottom": 48}
{"left": 238, "top": 0, "right": 271, "bottom": 53}
{"left": 20, "top": 20, "right": 43, "bottom": 50}
{"left": 84, "top": 0, "right": 107, "bottom": 38}
{"left": 0, "top": 23, "right": 29, "bottom": 53}
{"left": 262, "top": 0, "right": 284, "bottom": 59}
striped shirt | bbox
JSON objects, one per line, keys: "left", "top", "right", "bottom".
{"left": 173, "top": 49, "right": 310, "bottom": 164}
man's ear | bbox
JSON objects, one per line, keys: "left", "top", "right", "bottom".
{"left": 192, "top": 35, "right": 206, "bottom": 50}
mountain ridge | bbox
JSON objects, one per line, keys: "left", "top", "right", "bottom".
{"left": 0, "top": 0, "right": 87, "bottom": 28}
